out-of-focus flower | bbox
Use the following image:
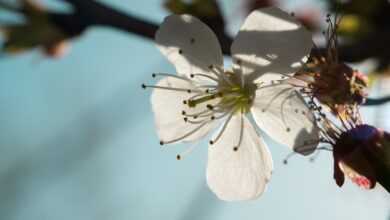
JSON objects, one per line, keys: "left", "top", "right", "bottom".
{"left": 144, "top": 7, "right": 319, "bottom": 201}
{"left": 0, "top": 0, "right": 70, "bottom": 58}
{"left": 337, "top": 14, "right": 370, "bottom": 37}
{"left": 328, "top": 0, "right": 387, "bottom": 39}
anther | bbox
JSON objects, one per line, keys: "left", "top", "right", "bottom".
{"left": 210, "top": 116, "right": 215, "bottom": 120}
{"left": 176, "top": 154, "right": 181, "bottom": 160}
{"left": 187, "top": 89, "right": 191, "bottom": 93}
{"left": 206, "top": 104, "right": 213, "bottom": 110}
{"left": 209, "top": 140, "right": 214, "bottom": 145}
{"left": 159, "top": 141, "right": 164, "bottom": 146}
{"left": 182, "top": 110, "right": 186, "bottom": 115}
{"left": 183, "top": 100, "right": 187, "bottom": 105}
{"left": 141, "top": 84, "right": 146, "bottom": 89}
{"left": 290, "top": 12, "right": 295, "bottom": 17}
{"left": 152, "top": 73, "right": 156, "bottom": 78}
{"left": 208, "top": 65, "right": 213, "bottom": 69}
{"left": 286, "top": 127, "right": 291, "bottom": 132}
{"left": 283, "top": 159, "right": 288, "bottom": 165}
{"left": 190, "top": 74, "right": 194, "bottom": 78}
{"left": 183, "top": 117, "right": 188, "bottom": 122}
{"left": 233, "top": 147, "right": 238, "bottom": 151}
{"left": 178, "top": 49, "right": 183, "bottom": 54}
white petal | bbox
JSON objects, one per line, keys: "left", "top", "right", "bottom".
{"left": 151, "top": 77, "right": 219, "bottom": 144}
{"left": 206, "top": 114, "right": 273, "bottom": 201}
{"left": 231, "top": 7, "right": 313, "bottom": 79}
{"left": 155, "top": 14, "right": 224, "bottom": 82}
{"left": 251, "top": 84, "right": 319, "bottom": 155}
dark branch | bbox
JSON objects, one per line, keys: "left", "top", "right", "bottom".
{"left": 53, "top": 0, "right": 389, "bottom": 106}
{"left": 364, "top": 96, "right": 390, "bottom": 106}
{"left": 57, "top": 0, "right": 232, "bottom": 53}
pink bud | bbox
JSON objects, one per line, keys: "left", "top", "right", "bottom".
{"left": 333, "top": 124, "right": 390, "bottom": 192}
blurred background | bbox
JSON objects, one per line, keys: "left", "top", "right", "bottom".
{"left": 0, "top": 0, "right": 389, "bottom": 219}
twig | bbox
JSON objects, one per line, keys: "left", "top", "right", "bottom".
{"left": 364, "top": 96, "right": 390, "bottom": 106}
{"left": 5, "top": 0, "right": 390, "bottom": 106}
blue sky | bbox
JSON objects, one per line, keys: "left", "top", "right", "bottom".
{"left": 0, "top": 0, "right": 388, "bottom": 219}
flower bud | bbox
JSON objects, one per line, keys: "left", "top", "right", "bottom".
{"left": 333, "top": 124, "right": 390, "bottom": 192}
{"left": 0, "top": 0, "right": 71, "bottom": 58}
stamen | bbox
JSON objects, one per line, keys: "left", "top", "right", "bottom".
{"left": 258, "top": 86, "right": 292, "bottom": 115}
{"left": 279, "top": 91, "right": 296, "bottom": 131}
{"left": 142, "top": 84, "right": 201, "bottom": 93}
{"left": 152, "top": 73, "right": 191, "bottom": 82}
{"left": 160, "top": 121, "right": 209, "bottom": 145}
{"left": 209, "top": 111, "right": 234, "bottom": 145}
{"left": 186, "top": 118, "right": 208, "bottom": 124}
{"left": 209, "top": 65, "right": 234, "bottom": 86}
{"left": 212, "top": 109, "right": 232, "bottom": 120}
{"left": 183, "top": 108, "right": 210, "bottom": 117}
{"left": 175, "top": 142, "right": 200, "bottom": 160}
{"left": 233, "top": 112, "right": 244, "bottom": 151}
{"left": 190, "top": 73, "right": 219, "bottom": 82}
{"left": 283, "top": 145, "right": 327, "bottom": 164}
{"left": 188, "top": 94, "right": 219, "bottom": 107}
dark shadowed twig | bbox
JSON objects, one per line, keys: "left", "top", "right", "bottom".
{"left": 56, "top": 0, "right": 233, "bottom": 53}
{"left": 365, "top": 96, "right": 390, "bottom": 106}
{"left": 4, "top": 0, "right": 389, "bottom": 105}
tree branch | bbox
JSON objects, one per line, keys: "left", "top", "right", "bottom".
{"left": 54, "top": 0, "right": 390, "bottom": 106}
{"left": 57, "top": 0, "right": 233, "bottom": 53}
{"left": 365, "top": 96, "right": 390, "bottom": 106}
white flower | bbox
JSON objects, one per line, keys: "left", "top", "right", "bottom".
{"left": 145, "top": 7, "right": 319, "bottom": 201}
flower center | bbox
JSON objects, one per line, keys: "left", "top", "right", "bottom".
{"left": 187, "top": 71, "right": 255, "bottom": 114}
{"left": 142, "top": 69, "right": 256, "bottom": 155}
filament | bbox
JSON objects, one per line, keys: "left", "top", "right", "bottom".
{"left": 160, "top": 121, "right": 209, "bottom": 145}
